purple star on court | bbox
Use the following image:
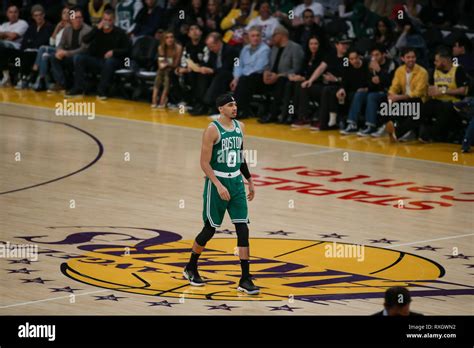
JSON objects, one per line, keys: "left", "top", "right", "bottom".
{"left": 6, "top": 268, "right": 37, "bottom": 274}
{"left": 94, "top": 294, "right": 126, "bottom": 301}
{"left": 206, "top": 303, "right": 239, "bottom": 311}
{"left": 215, "top": 229, "right": 235, "bottom": 235}
{"left": 147, "top": 300, "right": 179, "bottom": 307}
{"left": 369, "top": 238, "right": 398, "bottom": 244}
{"left": 413, "top": 245, "right": 441, "bottom": 251}
{"left": 266, "top": 230, "right": 295, "bottom": 236}
{"left": 48, "top": 254, "right": 83, "bottom": 260}
{"left": 319, "top": 233, "right": 347, "bottom": 239}
{"left": 21, "top": 277, "right": 52, "bottom": 284}
{"left": 268, "top": 304, "right": 301, "bottom": 312}
{"left": 8, "top": 259, "right": 35, "bottom": 265}
{"left": 49, "top": 286, "right": 81, "bottom": 293}
{"left": 446, "top": 254, "right": 471, "bottom": 260}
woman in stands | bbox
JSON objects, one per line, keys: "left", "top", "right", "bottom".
{"left": 285, "top": 35, "right": 324, "bottom": 127}
{"left": 151, "top": 31, "right": 182, "bottom": 108}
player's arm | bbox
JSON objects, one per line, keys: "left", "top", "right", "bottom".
{"left": 238, "top": 122, "right": 255, "bottom": 201}
{"left": 200, "top": 124, "right": 231, "bottom": 201}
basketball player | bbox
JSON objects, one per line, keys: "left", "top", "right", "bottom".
{"left": 183, "top": 93, "right": 260, "bottom": 295}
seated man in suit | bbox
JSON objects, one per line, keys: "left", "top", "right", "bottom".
{"left": 187, "top": 31, "right": 239, "bottom": 115}
{"left": 259, "top": 25, "right": 304, "bottom": 124}
{"left": 373, "top": 286, "right": 423, "bottom": 316}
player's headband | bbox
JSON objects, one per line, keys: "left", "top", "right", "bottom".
{"left": 216, "top": 93, "right": 236, "bottom": 108}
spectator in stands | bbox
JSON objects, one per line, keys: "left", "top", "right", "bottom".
{"left": 151, "top": 31, "right": 182, "bottom": 108}
{"left": 288, "top": 35, "right": 324, "bottom": 127}
{"left": 299, "top": 35, "right": 351, "bottom": 130}
{"left": 193, "top": 31, "right": 239, "bottom": 114}
{"left": 338, "top": 0, "right": 359, "bottom": 18}
{"left": 0, "top": 5, "right": 29, "bottom": 87}
{"left": 176, "top": 24, "right": 208, "bottom": 113}
{"left": 393, "top": 16, "right": 427, "bottom": 67}
{"left": 32, "top": 6, "right": 71, "bottom": 91}
{"left": 230, "top": 26, "right": 270, "bottom": 118}
{"left": 162, "top": 0, "right": 182, "bottom": 35}
{"left": 364, "top": 0, "right": 397, "bottom": 18}
{"left": 418, "top": 47, "right": 469, "bottom": 142}
{"left": 221, "top": 0, "right": 258, "bottom": 47}
{"left": 86, "top": 0, "right": 112, "bottom": 26}
{"left": 385, "top": 47, "right": 428, "bottom": 142}
{"left": 203, "top": 0, "right": 222, "bottom": 34}
{"left": 419, "top": 0, "right": 453, "bottom": 28}
{"left": 50, "top": 7, "right": 91, "bottom": 92}
{"left": 403, "top": 0, "right": 423, "bottom": 24}
{"left": 337, "top": 49, "right": 371, "bottom": 134}
{"left": 292, "top": 0, "right": 324, "bottom": 26}
{"left": 291, "top": 9, "right": 328, "bottom": 50}
{"left": 186, "top": 0, "right": 206, "bottom": 30}
{"left": 340, "top": 44, "right": 397, "bottom": 136}
{"left": 373, "top": 17, "right": 395, "bottom": 53}
{"left": 66, "top": 9, "right": 130, "bottom": 99}
{"left": 259, "top": 25, "right": 304, "bottom": 123}
{"left": 15, "top": 4, "right": 54, "bottom": 89}
{"left": 372, "top": 286, "right": 422, "bottom": 316}
{"left": 131, "top": 0, "right": 165, "bottom": 41}
{"left": 115, "top": 0, "right": 143, "bottom": 35}
{"left": 245, "top": 1, "right": 279, "bottom": 46}
{"left": 350, "top": 2, "right": 380, "bottom": 39}
{"left": 454, "top": 98, "right": 474, "bottom": 153}
{"left": 453, "top": 36, "right": 474, "bottom": 78}
{"left": 269, "top": 0, "right": 294, "bottom": 26}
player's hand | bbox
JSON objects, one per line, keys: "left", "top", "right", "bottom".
{"left": 217, "top": 183, "right": 231, "bottom": 201}
{"left": 247, "top": 181, "right": 255, "bottom": 201}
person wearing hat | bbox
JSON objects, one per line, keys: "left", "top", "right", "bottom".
{"left": 183, "top": 92, "right": 260, "bottom": 295}
{"left": 373, "top": 286, "right": 423, "bottom": 316}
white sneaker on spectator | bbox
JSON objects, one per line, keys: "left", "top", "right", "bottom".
{"left": 0, "top": 76, "right": 11, "bottom": 87}
{"left": 357, "top": 125, "right": 377, "bottom": 137}
{"left": 398, "top": 130, "right": 417, "bottom": 142}
{"left": 15, "top": 79, "right": 28, "bottom": 90}
{"left": 371, "top": 124, "right": 387, "bottom": 138}
{"left": 340, "top": 123, "right": 358, "bottom": 135}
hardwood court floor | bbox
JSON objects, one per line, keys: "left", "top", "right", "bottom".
{"left": 0, "top": 89, "right": 473, "bottom": 315}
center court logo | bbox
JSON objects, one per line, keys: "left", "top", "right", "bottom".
{"left": 37, "top": 226, "right": 450, "bottom": 302}
{"left": 15, "top": 227, "right": 473, "bottom": 303}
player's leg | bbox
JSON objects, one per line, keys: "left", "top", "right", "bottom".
{"left": 183, "top": 220, "right": 215, "bottom": 286}
{"left": 183, "top": 178, "right": 227, "bottom": 286}
{"left": 234, "top": 223, "right": 259, "bottom": 295}
{"left": 228, "top": 177, "right": 260, "bottom": 295}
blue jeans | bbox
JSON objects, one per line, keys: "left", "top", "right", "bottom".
{"left": 347, "top": 91, "right": 386, "bottom": 127}
{"left": 72, "top": 54, "right": 120, "bottom": 95}
{"left": 34, "top": 45, "right": 56, "bottom": 78}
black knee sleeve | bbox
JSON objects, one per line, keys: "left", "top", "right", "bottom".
{"left": 195, "top": 220, "right": 216, "bottom": 246}
{"left": 235, "top": 223, "right": 249, "bottom": 247}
